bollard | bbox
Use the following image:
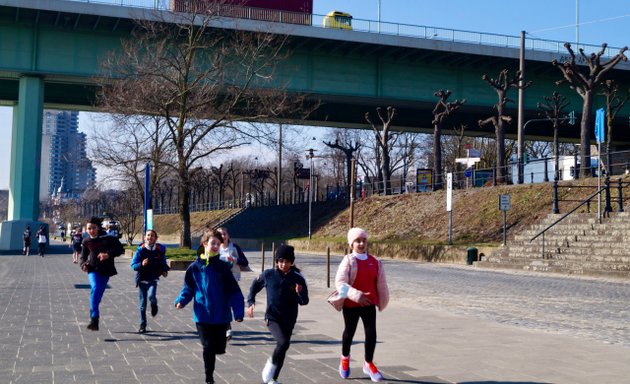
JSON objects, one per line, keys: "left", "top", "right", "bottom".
{"left": 326, "top": 247, "right": 331, "bottom": 288}
{"left": 617, "top": 177, "right": 623, "bottom": 212}
{"left": 261, "top": 241, "right": 265, "bottom": 272}
{"left": 604, "top": 177, "right": 612, "bottom": 217}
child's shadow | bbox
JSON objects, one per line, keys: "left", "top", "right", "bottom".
{"left": 105, "top": 330, "right": 199, "bottom": 342}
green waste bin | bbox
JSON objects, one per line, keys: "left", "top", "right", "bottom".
{"left": 466, "top": 247, "right": 478, "bottom": 265}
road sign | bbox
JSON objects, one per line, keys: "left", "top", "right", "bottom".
{"left": 464, "top": 167, "right": 472, "bottom": 178}
{"left": 446, "top": 173, "right": 453, "bottom": 212}
{"left": 499, "top": 194, "right": 511, "bottom": 211}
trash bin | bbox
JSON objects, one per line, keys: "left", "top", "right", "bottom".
{"left": 466, "top": 247, "right": 478, "bottom": 265}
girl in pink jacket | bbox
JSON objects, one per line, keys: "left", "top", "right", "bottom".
{"left": 335, "top": 227, "right": 389, "bottom": 382}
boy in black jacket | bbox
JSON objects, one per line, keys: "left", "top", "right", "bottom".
{"left": 247, "top": 245, "right": 309, "bottom": 384}
{"left": 80, "top": 216, "right": 124, "bottom": 331}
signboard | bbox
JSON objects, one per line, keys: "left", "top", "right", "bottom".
{"left": 464, "top": 167, "right": 472, "bottom": 178}
{"left": 295, "top": 168, "right": 311, "bottom": 179}
{"left": 147, "top": 209, "right": 153, "bottom": 230}
{"left": 446, "top": 173, "right": 453, "bottom": 212}
{"left": 499, "top": 194, "right": 511, "bottom": 211}
{"left": 416, "top": 169, "right": 433, "bottom": 192}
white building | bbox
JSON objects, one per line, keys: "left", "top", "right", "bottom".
{"left": 511, "top": 155, "right": 600, "bottom": 184}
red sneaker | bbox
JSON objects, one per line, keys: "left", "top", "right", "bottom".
{"left": 363, "top": 361, "right": 383, "bottom": 382}
{"left": 339, "top": 355, "right": 350, "bottom": 379}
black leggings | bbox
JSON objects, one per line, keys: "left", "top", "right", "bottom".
{"left": 342, "top": 305, "right": 377, "bottom": 362}
{"left": 196, "top": 322, "right": 228, "bottom": 384}
{"left": 267, "top": 319, "right": 294, "bottom": 380}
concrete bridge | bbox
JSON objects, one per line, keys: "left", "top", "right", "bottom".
{"left": 2, "top": 0, "right": 630, "bottom": 249}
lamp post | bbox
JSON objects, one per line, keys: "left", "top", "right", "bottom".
{"left": 377, "top": 0, "right": 381, "bottom": 33}
{"left": 307, "top": 148, "right": 316, "bottom": 239}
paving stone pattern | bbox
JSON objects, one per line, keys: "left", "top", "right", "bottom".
{"left": 2, "top": 244, "right": 630, "bottom": 383}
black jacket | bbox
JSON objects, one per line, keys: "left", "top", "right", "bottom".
{"left": 80, "top": 233, "right": 124, "bottom": 277}
{"left": 247, "top": 267, "right": 309, "bottom": 327}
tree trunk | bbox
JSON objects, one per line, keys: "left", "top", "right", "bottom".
{"left": 345, "top": 154, "right": 353, "bottom": 203}
{"left": 433, "top": 123, "right": 443, "bottom": 190}
{"left": 382, "top": 149, "right": 391, "bottom": 195}
{"left": 580, "top": 91, "right": 593, "bottom": 178}
{"left": 178, "top": 165, "right": 192, "bottom": 249}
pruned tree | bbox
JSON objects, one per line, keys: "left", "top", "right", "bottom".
{"left": 323, "top": 136, "right": 360, "bottom": 202}
{"left": 599, "top": 79, "right": 630, "bottom": 175}
{"left": 538, "top": 91, "right": 570, "bottom": 180}
{"left": 479, "top": 69, "right": 531, "bottom": 184}
{"left": 552, "top": 43, "right": 628, "bottom": 177}
{"left": 431, "top": 90, "right": 466, "bottom": 190}
{"left": 97, "top": 8, "right": 307, "bottom": 248}
{"left": 365, "top": 107, "right": 398, "bottom": 195}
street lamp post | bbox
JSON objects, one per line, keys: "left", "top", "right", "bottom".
{"left": 307, "top": 148, "right": 316, "bottom": 239}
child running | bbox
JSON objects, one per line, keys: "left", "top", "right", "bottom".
{"left": 333, "top": 227, "right": 389, "bottom": 382}
{"left": 247, "top": 245, "right": 309, "bottom": 384}
{"left": 175, "top": 229, "right": 244, "bottom": 384}
{"left": 130, "top": 229, "right": 170, "bottom": 333}
{"left": 80, "top": 217, "right": 125, "bottom": 331}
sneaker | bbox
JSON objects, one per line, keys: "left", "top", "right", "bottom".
{"left": 226, "top": 329, "right": 232, "bottom": 341}
{"left": 138, "top": 325, "right": 147, "bottom": 334}
{"left": 151, "top": 303, "right": 158, "bottom": 317}
{"left": 86, "top": 317, "right": 99, "bottom": 331}
{"left": 339, "top": 355, "right": 350, "bottom": 379}
{"left": 261, "top": 358, "right": 276, "bottom": 383}
{"left": 363, "top": 361, "right": 383, "bottom": 382}
{"left": 268, "top": 381, "right": 279, "bottom": 384}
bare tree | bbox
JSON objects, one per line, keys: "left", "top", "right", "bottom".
{"left": 599, "top": 79, "right": 630, "bottom": 174}
{"left": 537, "top": 91, "right": 570, "bottom": 180}
{"left": 479, "top": 69, "right": 531, "bottom": 184}
{"left": 552, "top": 43, "right": 628, "bottom": 177}
{"left": 97, "top": 8, "right": 306, "bottom": 248}
{"left": 431, "top": 90, "right": 466, "bottom": 190}
{"left": 365, "top": 107, "right": 398, "bottom": 195}
{"left": 323, "top": 135, "right": 360, "bottom": 202}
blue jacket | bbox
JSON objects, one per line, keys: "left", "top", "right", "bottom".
{"left": 130, "top": 243, "right": 170, "bottom": 287}
{"left": 247, "top": 267, "right": 309, "bottom": 327}
{"left": 175, "top": 256, "right": 244, "bottom": 325}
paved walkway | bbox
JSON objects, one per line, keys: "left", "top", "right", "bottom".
{"left": 2, "top": 242, "right": 630, "bottom": 383}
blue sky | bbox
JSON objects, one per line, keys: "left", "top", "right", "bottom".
{"left": 1, "top": 0, "right": 629, "bottom": 189}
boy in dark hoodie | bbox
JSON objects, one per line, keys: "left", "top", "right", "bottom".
{"left": 175, "top": 229, "right": 244, "bottom": 384}
{"left": 247, "top": 245, "right": 309, "bottom": 384}
{"left": 80, "top": 216, "right": 124, "bottom": 331}
{"left": 131, "top": 229, "right": 170, "bottom": 333}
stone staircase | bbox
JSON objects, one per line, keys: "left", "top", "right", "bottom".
{"left": 476, "top": 212, "right": 630, "bottom": 279}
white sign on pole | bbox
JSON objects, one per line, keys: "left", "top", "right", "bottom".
{"left": 147, "top": 209, "right": 153, "bottom": 230}
{"left": 446, "top": 173, "right": 453, "bottom": 212}
{"left": 499, "top": 194, "right": 511, "bottom": 211}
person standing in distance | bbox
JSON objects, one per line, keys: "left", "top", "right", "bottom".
{"left": 334, "top": 227, "right": 389, "bottom": 382}
{"left": 22, "top": 225, "right": 31, "bottom": 256}
{"left": 80, "top": 217, "right": 124, "bottom": 331}
{"left": 247, "top": 245, "right": 309, "bottom": 384}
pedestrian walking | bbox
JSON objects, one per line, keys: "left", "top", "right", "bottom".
{"left": 36, "top": 225, "right": 47, "bottom": 257}
{"left": 22, "top": 225, "right": 31, "bottom": 256}
{"left": 247, "top": 245, "right": 309, "bottom": 384}
{"left": 130, "top": 229, "right": 169, "bottom": 333}
{"left": 71, "top": 227, "right": 83, "bottom": 264}
{"left": 60, "top": 228, "right": 66, "bottom": 242}
{"left": 333, "top": 227, "right": 389, "bottom": 382}
{"left": 217, "top": 227, "right": 250, "bottom": 341}
{"left": 175, "top": 229, "right": 244, "bottom": 384}
{"left": 79, "top": 216, "right": 124, "bottom": 331}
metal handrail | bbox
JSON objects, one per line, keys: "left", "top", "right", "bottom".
{"left": 530, "top": 186, "right": 605, "bottom": 258}
{"left": 61, "top": 0, "right": 627, "bottom": 59}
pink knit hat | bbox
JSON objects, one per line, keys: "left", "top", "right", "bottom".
{"left": 347, "top": 227, "right": 368, "bottom": 246}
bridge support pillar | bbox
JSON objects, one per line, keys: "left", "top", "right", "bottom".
{"left": 0, "top": 76, "right": 44, "bottom": 251}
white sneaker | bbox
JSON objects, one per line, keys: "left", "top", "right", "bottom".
{"left": 262, "top": 358, "right": 276, "bottom": 383}
{"left": 226, "top": 329, "right": 232, "bottom": 341}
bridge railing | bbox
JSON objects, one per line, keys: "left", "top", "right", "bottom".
{"left": 63, "top": 0, "right": 625, "bottom": 58}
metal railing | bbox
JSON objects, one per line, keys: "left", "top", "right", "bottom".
{"left": 60, "top": 0, "right": 627, "bottom": 59}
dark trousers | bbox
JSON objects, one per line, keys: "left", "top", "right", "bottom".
{"left": 342, "top": 305, "right": 377, "bottom": 362}
{"left": 267, "top": 319, "right": 294, "bottom": 380}
{"left": 38, "top": 242, "right": 45, "bottom": 256}
{"left": 196, "top": 322, "right": 228, "bottom": 384}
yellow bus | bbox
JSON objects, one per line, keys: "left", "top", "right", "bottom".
{"left": 322, "top": 11, "right": 352, "bottom": 30}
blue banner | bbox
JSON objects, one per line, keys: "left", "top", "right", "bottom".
{"left": 595, "top": 108, "right": 605, "bottom": 144}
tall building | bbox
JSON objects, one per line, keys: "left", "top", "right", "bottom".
{"left": 40, "top": 110, "right": 96, "bottom": 201}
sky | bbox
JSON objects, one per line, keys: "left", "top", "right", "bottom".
{"left": 1, "top": 0, "right": 630, "bottom": 189}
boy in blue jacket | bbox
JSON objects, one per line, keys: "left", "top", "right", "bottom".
{"left": 175, "top": 229, "right": 244, "bottom": 384}
{"left": 130, "top": 229, "right": 170, "bottom": 333}
{"left": 247, "top": 245, "right": 309, "bottom": 384}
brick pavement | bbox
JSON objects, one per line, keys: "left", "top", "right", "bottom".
{"left": 1, "top": 242, "right": 630, "bottom": 383}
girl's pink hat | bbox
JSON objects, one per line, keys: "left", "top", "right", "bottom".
{"left": 347, "top": 227, "right": 368, "bottom": 246}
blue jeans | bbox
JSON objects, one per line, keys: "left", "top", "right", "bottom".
{"left": 88, "top": 272, "right": 109, "bottom": 318}
{"left": 138, "top": 280, "right": 157, "bottom": 326}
